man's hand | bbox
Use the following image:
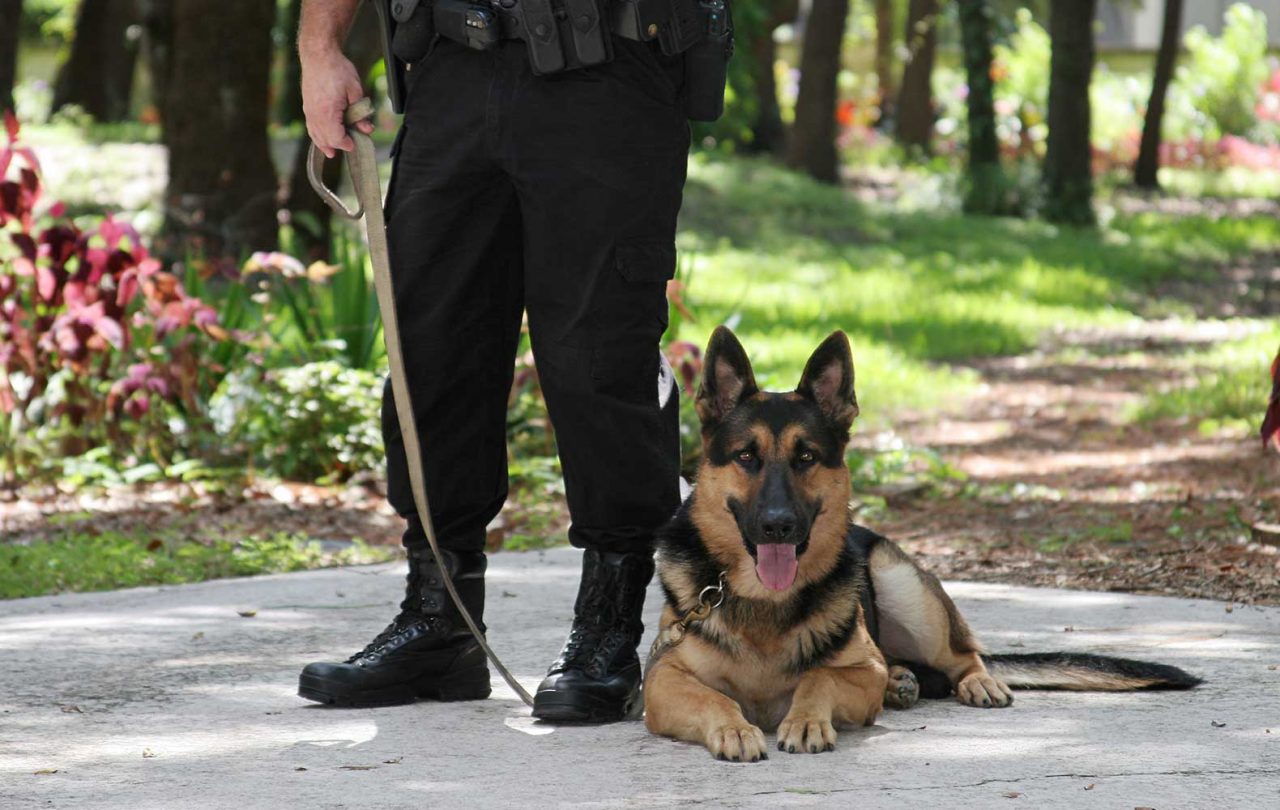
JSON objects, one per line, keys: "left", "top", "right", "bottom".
{"left": 298, "top": 0, "right": 373, "bottom": 159}
{"left": 302, "top": 49, "right": 375, "bottom": 158}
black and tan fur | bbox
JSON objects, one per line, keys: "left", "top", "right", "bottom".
{"left": 642, "top": 327, "right": 1201, "bottom": 761}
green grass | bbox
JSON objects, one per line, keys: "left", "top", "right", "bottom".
{"left": 1133, "top": 325, "right": 1280, "bottom": 435}
{"left": 1, "top": 531, "right": 397, "bottom": 600}
{"left": 672, "top": 154, "right": 1280, "bottom": 424}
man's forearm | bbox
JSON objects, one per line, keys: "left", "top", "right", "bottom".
{"left": 299, "top": 0, "right": 362, "bottom": 59}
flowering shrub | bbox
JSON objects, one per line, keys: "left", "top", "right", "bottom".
{"left": 0, "top": 112, "right": 233, "bottom": 482}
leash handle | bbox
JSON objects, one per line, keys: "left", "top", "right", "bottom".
{"left": 309, "top": 98, "right": 537, "bottom": 709}
{"left": 305, "top": 98, "right": 375, "bottom": 220}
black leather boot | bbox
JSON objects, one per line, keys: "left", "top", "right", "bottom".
{"left": 298, "top": 545, "right": 491, "bottom": 707}
{"left": 532, "top": 549, "right": 655, "bottom": 723}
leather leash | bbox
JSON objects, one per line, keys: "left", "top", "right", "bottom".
{"left": 308, "top": 98, "right": 536, "bottom": 708}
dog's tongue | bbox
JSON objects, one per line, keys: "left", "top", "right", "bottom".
{"left": 755, "top": 544, "right": 798, "bottom": 591}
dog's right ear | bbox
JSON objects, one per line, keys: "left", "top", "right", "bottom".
{"left": 696, "top": 326, "right": 759, "bottom": 430}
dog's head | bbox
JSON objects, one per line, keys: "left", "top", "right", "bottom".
{"left": 689, "top": 326, "right": 859, "bottom": 600}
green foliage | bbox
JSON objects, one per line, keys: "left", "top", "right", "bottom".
{"left": 1178, "top": 3, "right": 1273, "bottom": 140}
{"left": 993, "top": 8, "right": 1051, "bottom": 149}
{"left": 0, "top": 530, "right": 395, "bottom": 599}
{"left": 1134, "top": 327, "right": 1280, "bottom": 435}
{"left": 248, "top": 226, "right": 385, "bottom": 371}
{"left": 211, "top": 361, "right": 384, "bottom": 483}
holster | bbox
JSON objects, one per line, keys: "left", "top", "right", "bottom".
{"left": 373, "top": 0, "right": 733, "bottom": 121}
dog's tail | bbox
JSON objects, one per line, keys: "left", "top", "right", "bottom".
{"left": 981, "top": 652, "right": 1202, "bottom": 691}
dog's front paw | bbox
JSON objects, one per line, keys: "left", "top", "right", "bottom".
{"left": 884, "top": 666, "right": 920, "bottom": 709}
{"left": 776, "top": 714, "right": 838, "bottom": 754}
{"left": 957, "top": 671, "right": 1013, "bottom": 708}
{"left": 705, "top": 723, "right": 769, "bottom": 762}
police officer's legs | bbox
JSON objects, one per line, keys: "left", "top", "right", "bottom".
{"left": 505, "top": 38, "right": 690, "bottom": 721}
{"left": 299, "top": 44, "right": 524, "bottom": 707}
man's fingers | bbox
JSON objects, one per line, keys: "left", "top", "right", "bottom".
{"left": 337, "top": 134, "right": 355, "bottom": 153}
{"left": 355, "top": 120, "right": 375, "bottom": 134}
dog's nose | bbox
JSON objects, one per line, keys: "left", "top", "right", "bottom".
{"left": 760, "top": 509, "right": 797, "bottom": 541}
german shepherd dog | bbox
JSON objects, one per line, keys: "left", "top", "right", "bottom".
{"left": 642, "top": 327, "right": 1201, "bottom": 761}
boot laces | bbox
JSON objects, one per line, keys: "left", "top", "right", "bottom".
{"left": 346, "top": 558, "right": 442, "bottom": 662}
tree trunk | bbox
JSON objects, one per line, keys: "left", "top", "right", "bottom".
{"left": 284, "top": 1, "right": 381, "bottom": 261}
{"left": 139, "top": 0, "right": 173, "bottom": 124}
{"left": 0, "top": 0, "right": 20, "bottom": 115}
{"left": 785, "top": 0, "right": 850, "bottom": 184}
{"left": 958, "top": 0, "right": 1003, "bottom": 214}
{"left": 1044, "top": 0, "right": 1097, "bottom": 226}
{"left": 874, "top": 0, "right": 895, "bottom": 125}
{"left": 161, "top": 0, "right": 278, "bottom": 259}
{"left": 894, "top": 0, "right": 938, "bottom": 153}
{"left": 1134, "top": 0, "right": 1183, "bottom": 190}
{"left": 278, "top": 0, "right": 305, "bottom": 126}
{"left": 747, "top": 0, "right": 798, "bottom": 156}
{"left": 51, "top": 0, "right": 142, "bottom": 122}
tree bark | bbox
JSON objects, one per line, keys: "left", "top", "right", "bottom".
{"left": 139, "top": 0, "right": 173, "bottom": 124}
{"left": 958, "top": 0, "right": 1003, "bottom": 214}
{"left": 894, "top": 0, "right": 938, "bottom": 153}
{"left": 284, "top": 1, "right": 381, "bottom": 261}
{"left": 747, "top": 0, "right": 798, "bottom": 156}
{"left": 51, "top": 0, "right": 142, "bottom": 122}
{"left": 873, "top": 0, "right": 895, "bottom": 124}
{"left": 0, "top": 0, "right": 20, "bottom": 115}
{"left": 1044, "top": 0, "right": 1097, "bottom": 226}
{"left": 161, "top": 0, "right": 278, "bottom": 259}
{"left": 1133, "top": 0, "right": 1183, "bottom": 190}
{"left": 785, "top": 0, "right": 850, "bottom": 183}
{"left": 278, "top": 0, "right": 305, "bottom": 126}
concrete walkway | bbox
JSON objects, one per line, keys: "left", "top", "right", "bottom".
{"left": 2, "top": 547, "right": 1278, "bottom": 809}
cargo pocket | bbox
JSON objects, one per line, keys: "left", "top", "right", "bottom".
{"left": 589, "top": 237, "right": 677, "bottom": 404}
{"left": 615, "top": 237, "right": 677, "bottom": 284}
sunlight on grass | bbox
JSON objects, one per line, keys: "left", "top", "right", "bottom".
{"left": 1, "top": 532, "right": 397, "bottom": 599}
{"left": 1133, "top": 325, "right": 1280, "bottom": 435}
{"left": 674, "top": 154, "right": 1278, "bottom": 425}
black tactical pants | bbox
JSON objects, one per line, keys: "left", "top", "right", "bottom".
{"left": 383, "top": 36, "right": 688, "bottom": 555}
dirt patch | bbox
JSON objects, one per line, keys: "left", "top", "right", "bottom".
{"left": 857, "top": 322, "right": 1280, "bottom": 606}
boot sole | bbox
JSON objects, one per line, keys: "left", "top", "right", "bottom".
{"left": 531, "top": 686, "right": 642, "bottom": 724}
{"left": 298, "top": 666, "right": 491, "bottom": 709}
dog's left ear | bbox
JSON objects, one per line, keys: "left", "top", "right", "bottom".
{"left": 797, "top": 331, "right": 859, "bottom": 433}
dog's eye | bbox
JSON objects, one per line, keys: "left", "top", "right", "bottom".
{"left": 737, "top": 450, "right": 756, "bottom": 463}
{"left": 797, "top": 450, "right": 815, "bottom": 464}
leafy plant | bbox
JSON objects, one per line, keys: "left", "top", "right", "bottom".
{"left": 0, "top": 112, "right": 235, "bottom": 485}
{"left": 211, "top": 360, "right": 384, "bottom": 483}
{"left": 1178, "top": 4, "right": 1273, "bottom": 140}
{"left": 246, "top": 225, "right": 384, "bottom": 371}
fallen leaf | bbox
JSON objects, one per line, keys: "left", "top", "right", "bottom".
{"left": 59, "top": 705, "right": 83, "bottom": 713}
{"left": 294, "top": 767, "right": 307, "bottom": 772}
{"left": 33, "top": 769, "right": 58, "bottom": 775}
{"left": 911, "top": 725, "right": 927, "bottom": 731}
{"left": 382, "top": 757, "right": 402, "bottom": 764}
{"left": 339, "top": 765, "right": 377, "bottom": 771}
{"left": 237, "top": 610, "right": 258, "bottom": 618}
{"left": 1084, "top": 784, "right": 1096, "bottom": 790}
{"left": 191, "top": 632, "right": 204, "bottom": 641}
{"left": 1211, "top": 720, "right": 1227, "bottom": 728}
{"left": 1063, "top": 626, "right": 1075, "bottom": 632}
{"left": 146, "top": 539, "right": 164, "bottom": 552}
{"left": 264, "top": 711, "right": 281, "bottom": 716}
{"left": 1268, "top": 665, "right": 1277, "bottom": 671}
{"left": 1002, "top": 791, "right": 1023, "bottom": 799}
{"left": 142, "top": 748, "right": 157, "bottom": 758}
{"left": 1225, "top": 604, "right": 1234, "bottom": 613}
